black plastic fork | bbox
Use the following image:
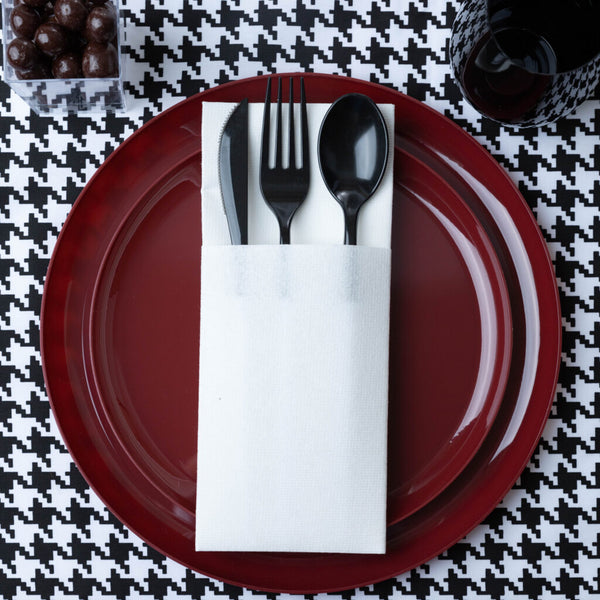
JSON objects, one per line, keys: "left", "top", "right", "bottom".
{"left": 259, "top": 77, "right": 309, "bottom": 244}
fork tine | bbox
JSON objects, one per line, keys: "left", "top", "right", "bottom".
{"left": 275, "top": 77, "right": 283, "bottom": 169}
{"left": 300, "top": 77, "right": 309, "bottom": 171}
{"left": 288, "top": 77, "right": 296, "bottom": 170}
{"left": 260, "top": 77, "right": 272, "bottom": 173}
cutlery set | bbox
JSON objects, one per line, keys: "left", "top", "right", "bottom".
{"left": 218, "top": 76, "right": 389, "bottom": 246}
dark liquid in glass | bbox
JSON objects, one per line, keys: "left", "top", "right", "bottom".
{"left": 461, "top": 28, "right": 557, "bottom": 123}
{"left": 455, "top": 0, "right": 600, "bottom": 124}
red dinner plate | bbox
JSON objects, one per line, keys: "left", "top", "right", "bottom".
{"left": 41, "top": 73, "right": 561, "bottom": 593}
{"left": 85, "top": 143, "right": 511, "bottom": 529}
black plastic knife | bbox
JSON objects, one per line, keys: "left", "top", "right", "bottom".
{"left": 218, "top": 99, "right": 248, "bottom": 245}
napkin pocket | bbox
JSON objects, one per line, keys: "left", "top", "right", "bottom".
{"left": 195, "top": 243, "right": 391, "bottom": 554}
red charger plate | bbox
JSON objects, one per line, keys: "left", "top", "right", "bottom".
{"left": 41, "top": 73, "right": 561, "bottom": 593}
{"left": 89, "top": 146, "right": 510, "bottom": 535}
{"left": 85, "top": 127, "right": 511, "bottom": 532}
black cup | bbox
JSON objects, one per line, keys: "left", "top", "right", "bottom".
{"left": 450, "top": 0, "right": 600, "bottom": 127}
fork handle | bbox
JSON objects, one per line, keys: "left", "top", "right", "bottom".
{"left": 270, "top": 203, "right": 297, "bottom": 244}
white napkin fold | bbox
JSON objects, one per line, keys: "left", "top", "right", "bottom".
{"left": 195, "top": 100, "right": 394, "bottom": 554}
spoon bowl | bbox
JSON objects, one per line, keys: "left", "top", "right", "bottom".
{"left": 318, "top": 93, "right": 389, "bottom": 245}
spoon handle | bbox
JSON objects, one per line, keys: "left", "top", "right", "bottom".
{"left": 344, "top": 210, "right": 358, "bottom": 245}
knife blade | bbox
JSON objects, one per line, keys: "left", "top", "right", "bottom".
{"left": 218, "top": 99, "right": 248, "bottom": 245}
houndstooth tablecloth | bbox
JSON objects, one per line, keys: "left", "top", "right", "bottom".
{"left": 1, "top": 1, "right": 598, "bottom": 598}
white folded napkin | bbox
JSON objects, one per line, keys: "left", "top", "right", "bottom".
{"left": 195, "top": 99, "right": 394, "bottom": 554}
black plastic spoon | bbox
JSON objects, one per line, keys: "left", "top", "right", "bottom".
{"left": 318, "top": 93, "right": 389, "bottom": 245}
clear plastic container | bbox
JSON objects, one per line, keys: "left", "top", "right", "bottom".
{"left": 1, "top": 0, "right": 125, "bottom": 113}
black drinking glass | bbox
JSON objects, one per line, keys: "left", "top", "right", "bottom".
{"left": 450, "top": 0, "right": 600, "bottom": 126}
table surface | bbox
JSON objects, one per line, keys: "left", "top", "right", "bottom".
{"left": 1, "top": 1, "right": 598, "bottom": 598}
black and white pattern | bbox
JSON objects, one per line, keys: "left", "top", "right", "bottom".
{"left": 1, "top": 1, "right": 599, "bottom": 598}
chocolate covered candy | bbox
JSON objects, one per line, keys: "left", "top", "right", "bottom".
{"left": 8, "top": 0, "right": 119, "bottom": 81}
{"left": 54, "top": 0, "right": 89, "bottom": 31}
{"left": 15, "top": 61, "right": 51, "bottom": 79}
{"left": 7, "top": 38, "right": 40, "bottom": 68}
{"left": 10, "top": 4, "right": 42, "bottom": 39}
{"left": 52, "top": 51, "right": 83, "bottom": 77}
{"left": 82, "top": 41, "right": 118, "bottom": 77}
{"left": 85, "top": 4, "right": 116, "bottom": 43}
{"left": 34, "top": 22, "right": 71, "bottom": 56}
